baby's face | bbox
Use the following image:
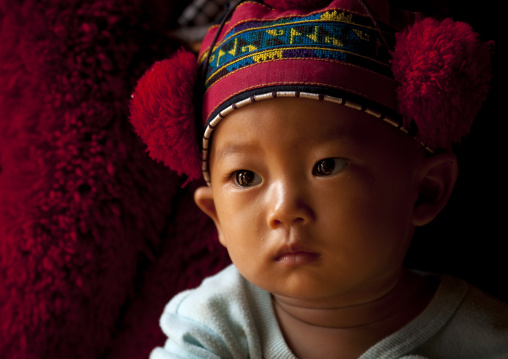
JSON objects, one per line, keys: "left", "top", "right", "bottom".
{"left": 205, "top": 98, "right": 425, "bottom": 305}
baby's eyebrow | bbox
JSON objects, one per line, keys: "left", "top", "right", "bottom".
{"left": 214, "top": 142, "right": 261, "bottom": 162}
{"left": 215, "top": 131, "right": 353, "bottom": 161}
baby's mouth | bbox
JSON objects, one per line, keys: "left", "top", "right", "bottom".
{"left": 275, "top": 251, "right": 321, "bottom": 265}
{"left": 274, "top": 244, "right": 321, "bottom": 265}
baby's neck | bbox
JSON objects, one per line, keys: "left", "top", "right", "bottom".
{"left": 272, "top": 269, "right": 438, "bottom": 359}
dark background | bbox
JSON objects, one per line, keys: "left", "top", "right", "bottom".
{"left": 394, "top": 0, "right": 507, "bottom": 302}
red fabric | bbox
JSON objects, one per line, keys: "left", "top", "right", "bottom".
{"left": 392, "top": 17, "right": 492, "bottom": 150}
{"left": 264, "top": 0, "right": 332, "bottom": 10}
{"left": 0, "top": 1, "right": 229, "bottom": 358}
{"left": 201, "top": 57, "right": 398, "bottom": 125}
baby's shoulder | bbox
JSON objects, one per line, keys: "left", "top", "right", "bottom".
{"left": 362, "top": 273, "right": 508, "bottom": 359}
{"left": 422, "top": 275, "right": 508, "bottom": 357}
{"left": 452, "top": 281, "right": 508, "bottom": 339}
{"left": 166, "top": 264, "right": 245, "bottom": 317}
{"left": 154, "top": 265, "right": 278, "bottom": 359}
{"left": 161, "top": 263, "right": 272, "bottom": 337}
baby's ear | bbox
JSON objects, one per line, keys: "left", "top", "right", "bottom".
{"left": 194, "top": 186, "right": 226, "bottom": 246}
{"left": 412, "top": 152, "right": 458, "bottom": 226}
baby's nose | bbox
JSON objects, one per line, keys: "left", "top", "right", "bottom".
{"left": 267, "top": 180, "right": 315, "bottom": 229}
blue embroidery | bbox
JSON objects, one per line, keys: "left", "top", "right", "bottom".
{"left": 201, "top": 9, "right": 395, "bottom": 89}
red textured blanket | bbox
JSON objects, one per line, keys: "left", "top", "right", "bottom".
{"left": 0, "top": 1, "right": 229, "bottom": 358}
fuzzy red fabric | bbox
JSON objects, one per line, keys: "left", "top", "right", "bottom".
{"left": 0, "top": 1, "right": 229, "bottom": 358}
{"left": 392, "top": 17, "right": 492, "bottom": 150}
{"left": 264, "top": 0, "right": 331, "bottom": 10}
{"left": 130, "top": 49, "right": 202, "bottom": 182}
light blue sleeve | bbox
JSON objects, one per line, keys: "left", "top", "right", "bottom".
{"left": 149, "top": 303, "right": 240, "bottom": 359}
{"left": 149, "top": 265, "right": 263, "bottom": 359}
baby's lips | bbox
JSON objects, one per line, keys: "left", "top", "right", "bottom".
{"left": 274, "top": 243, "right": 321, "bottom": 264}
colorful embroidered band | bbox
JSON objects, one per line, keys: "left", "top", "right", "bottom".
{"left": 201, "top": 10, "right": 396, "bottom": 89}
{"left": 198, "top": 0, "right": 405, "bottom": 127}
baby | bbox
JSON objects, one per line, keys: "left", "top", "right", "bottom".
{"left": 130, "top": 0, "right": 508, "bottom": 358}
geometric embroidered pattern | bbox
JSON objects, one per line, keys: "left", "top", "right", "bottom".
{"left": 200, "top": 9, "right": 396, "bottom": 91}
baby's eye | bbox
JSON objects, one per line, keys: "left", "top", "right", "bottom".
{"left": 234, "top": 170, "right": 262, "bottom": 187}
{"left": 312, "top": 158, "right": 348, "bottom": 177}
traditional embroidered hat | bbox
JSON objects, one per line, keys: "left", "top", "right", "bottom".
{"left": 130, "top": 0, "right": 492, "bottom": 185}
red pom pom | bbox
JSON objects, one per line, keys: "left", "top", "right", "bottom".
{"left": 264, "top": 0, "right": 331, "bottom": 11}
{"left": 392, "top": 18, "right": 492, "bottom": 150}
{"left": 130, "top": 48, "right": 201, "bottom": 181}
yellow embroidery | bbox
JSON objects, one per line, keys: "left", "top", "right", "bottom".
{"left": 320, "top": 10, "right": 354, "bottom": 24}
{"left": 266, "top": 29, "right": 284, "bottom": 36}
{"left": 353, "top": 29, "right": 369, "bottom": 41}
{"left": 307, "top": 26, "right": 319, "bottom": 42}
{"left": 290, "top": 28, "right": 302, "bottom": 44}
{"left": 228, "top": 38, "right": 238, "bottom": 56}
{"left": 252, "top": 49, "right": 283, "bottom": 63}
{"left": 325, "top": 36, "right": 343, "bottom": 46}
{"left": 242, "top": 45, "right": 258, "bottom": 53}
{"left": 216, "top": 49, "right": 226, "bottom": 66}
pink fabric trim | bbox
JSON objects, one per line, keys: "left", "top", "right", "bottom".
{"left": 202, "top": 57, "right": 397, "bottom": 123}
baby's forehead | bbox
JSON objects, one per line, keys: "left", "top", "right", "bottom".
{"left": 234, "top": 99, "right": 356, "bottom": 133}
{"left": 209, "top": 97, "right": 417, "bottom": 158}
